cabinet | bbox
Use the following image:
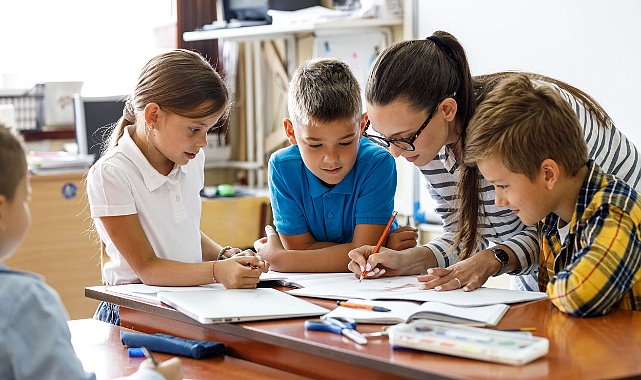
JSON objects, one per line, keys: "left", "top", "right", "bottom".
{"left": 200, "top": 193, "right": 271, "bottom": 249}
{"left": 4, "top": 173, "right": 272, "bottom": 319}
{"left": 5, "top": 172, "right": 101, "bottom": 319}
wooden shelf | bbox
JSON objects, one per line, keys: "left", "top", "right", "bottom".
{"left": 21, "top": 128, "right": 75, "bottom": 142}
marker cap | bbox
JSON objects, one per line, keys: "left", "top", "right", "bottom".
{"left": 128, "top": 347, "right": 145, "bottom": 358}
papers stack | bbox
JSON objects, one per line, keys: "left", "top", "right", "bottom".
{"left": 285, "top": 275, "right": 548, "bottom": 306}
{"left": 27, "top": 151, "right": 95, "bottom": 174}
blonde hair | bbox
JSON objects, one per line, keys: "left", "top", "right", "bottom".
{"left": 0, "top": 123, "right": 27, "bottom": 201}
{"left": 288, "top": 58, "right": 362, "bottom": 127}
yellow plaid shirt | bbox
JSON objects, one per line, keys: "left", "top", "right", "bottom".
{"left": 538, "top": 161, "right": 641, "bottom": 317}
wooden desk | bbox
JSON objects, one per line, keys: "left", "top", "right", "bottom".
{"left": 86, "top": 286, "right": 641, "bottom": 380}
{"left": 68, "top": 318, "right": 311, "bottom": 379}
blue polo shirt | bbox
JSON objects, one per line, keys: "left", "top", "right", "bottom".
{"left": 269, "top": 137, "right": 398, "bottom": 243}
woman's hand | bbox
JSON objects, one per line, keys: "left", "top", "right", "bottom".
{"left": 347, "top": 246, "right": 410, "bottom": 279}
{"left": 417, "top": 250, "right": 498, "bottom": 291}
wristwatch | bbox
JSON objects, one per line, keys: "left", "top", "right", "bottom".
{"left": 489, "top": 246, "right": 510, "bottom": 277}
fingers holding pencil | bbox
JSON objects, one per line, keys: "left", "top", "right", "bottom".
{"left": 358, "top": 211, "right": 397, "bottom": 281}
{"left": 348, "top": 245, "right": 409, "bottom": 279}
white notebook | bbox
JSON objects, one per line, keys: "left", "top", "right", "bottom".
{"left": 323, "top": 299, "right": 509, "bottom": 326}
{"left": 287, "top": 276, "right": 548, "bottom": 307}
{"left": 158, "top": 288, "right": 329, "bottom": 324}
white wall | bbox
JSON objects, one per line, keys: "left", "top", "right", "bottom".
{"left": 417, "top": 0, "right": 641, "bottom": 146}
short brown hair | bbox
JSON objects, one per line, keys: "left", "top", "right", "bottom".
{"left": 464, "top": 73, "right": 588, "bottom": 179}
{"left": 0, "top": 122, "right": 27, "bottom": 201}
{"left": 288, "top": 58, "right": 362, "bottom": 127}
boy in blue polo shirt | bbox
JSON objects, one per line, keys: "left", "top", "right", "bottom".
{"left": 254, "top": 58, "right": 417, "bottom": 272}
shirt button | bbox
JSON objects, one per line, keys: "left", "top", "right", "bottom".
{"left": 327, "top": 193, "right": 331, "bottom": 198}
{"left": 176, "top": 196, "right": 180, "bottom": 202}
{"left": 171, "top": 183, "right": 177, "bottom": 189}
{"left": 327, "top": 212, "right": 334, "bottom": 219}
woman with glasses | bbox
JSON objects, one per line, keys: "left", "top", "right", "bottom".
{"left": 348, "top": 30, "right": 641, "bottom": 293}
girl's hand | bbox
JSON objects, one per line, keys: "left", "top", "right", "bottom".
{"left": 214, "top": 256, "right": 267, "bottom": 288}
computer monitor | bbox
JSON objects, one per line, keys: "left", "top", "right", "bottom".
{"left": 222, "top": 0, "right": 268, "bottom": 23}
{"left": 73, "top": 94, "right": 126, "bottom": 160}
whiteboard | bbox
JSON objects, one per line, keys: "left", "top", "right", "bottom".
{"left": 416, "top": 0, "right": 641, "bottom": 146}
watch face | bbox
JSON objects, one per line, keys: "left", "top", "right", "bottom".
{"left": 493, "top": 248, "right": 509, "bottom": 264}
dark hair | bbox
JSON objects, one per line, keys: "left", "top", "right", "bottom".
{"left": 365, "top": 31, "right": 476, "bottom": 138}
{"left": 105, "top": 49, "right": 229, "bottom": 152}
{"left": 366, "top": 31, "right": 614, "bottom": 262}
{"left": 0, "top": 123, "right": 27, "bottom": 201}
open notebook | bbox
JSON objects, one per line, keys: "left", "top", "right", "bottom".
{"left": 157, "top": 288, "right": 329, "bottom": 324}
{"left": 323, "top": 299, "right": 509, "bottom": 326}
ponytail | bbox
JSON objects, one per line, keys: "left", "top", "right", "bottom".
{"left": 428, "top": 32, "right": 483, "bottom": 261}
{"left": 431, "top": 31, "right": 476, "bottom": 137}
{"left": 102, "top": 97, "right": 135, "bottom": 155}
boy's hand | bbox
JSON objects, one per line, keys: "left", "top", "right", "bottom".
{"left": 347, "top": 246, "right": 407, "bottom": 279}
{"left": 140, "top": 357, "right": 183, "bottom": 380}
{"left": 385, "top": 226, "right": 418, "bottom": 250}
{"left": 214, "top": 256, "right": 267, "bottom": 288}
{"left": 253, "top": 225, "right": 286, "bottom": 263}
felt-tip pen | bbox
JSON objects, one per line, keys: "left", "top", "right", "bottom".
{"left": 246, "top": 262, "right": 260, "bottom": 269}
{"left": 497, "top": 327, "right": 537, "bottom": 332}
{"left": 337, "top": 300, "right": 391, "bottom": 312}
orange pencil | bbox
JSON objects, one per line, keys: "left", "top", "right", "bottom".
{"left": 360, "top": 211, "right": 398, "bottom": 282}
{"left": 337, "top": 300, "right": 391, "bottom": 312}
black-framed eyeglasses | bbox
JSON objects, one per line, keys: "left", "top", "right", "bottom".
{"left": 363, "top": 93, "right": 456, "bottom": 151}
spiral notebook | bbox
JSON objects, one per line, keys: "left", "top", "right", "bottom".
{"left": 158, "top": 288, "right": 329, "bottom": 324}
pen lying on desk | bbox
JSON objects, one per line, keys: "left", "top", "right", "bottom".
{"left": 497, "top": 327, "right": 536, "bottom": 332}
{"left": 337, "top": 300, "right": 391, "bottom": 312}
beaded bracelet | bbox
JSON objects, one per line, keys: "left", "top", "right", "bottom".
{"left": 217, "top": 246, "right": 232, "bottom": 261}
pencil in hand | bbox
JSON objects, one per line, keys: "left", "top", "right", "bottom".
{"left": 141, "top": 346, "right": 159, "bottom": 366}
{"left": 360, "top": 211, "right": 398, "bottom": 282}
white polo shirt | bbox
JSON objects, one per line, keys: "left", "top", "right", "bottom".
{"left": 87, "top": 125, "right": 204, "bottom": 285}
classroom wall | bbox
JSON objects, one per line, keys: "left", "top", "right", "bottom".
{"left": 401, "top": 0, "right": 641, "bottom": 223}
{"left": 416, "top": 0, "right": 641, "bottom": 146}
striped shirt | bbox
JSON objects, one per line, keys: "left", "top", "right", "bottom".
{"left": 419, "top": 79, "right": 641, "bottom": 291}
{"left": 538, "top": 161, "right": 641, "bottom": 316}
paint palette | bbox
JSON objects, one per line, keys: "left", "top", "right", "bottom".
{"left": 388, "top": 320, "right": 549, "bottom": 366}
